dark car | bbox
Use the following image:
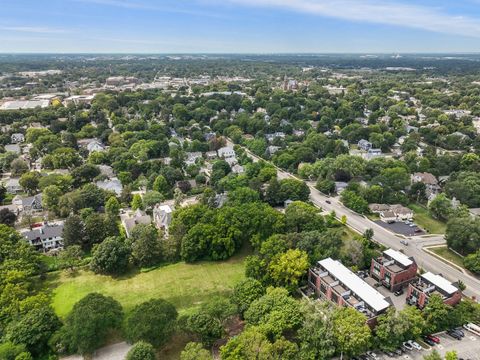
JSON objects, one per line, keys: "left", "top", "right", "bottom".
{"left": 454, "top": 328, "right": 465, "bottom": 337}
{"left": 423, "top": 337, "right": 436, "bottom": 346}
{"left": 394, "top": 288, "right": 404, "bottom": 296}
{"left": 325, "top": 200, "right": 331, "bottom": 204}
{"left": 447, "top": 329, "right": 462, "bottom": 340}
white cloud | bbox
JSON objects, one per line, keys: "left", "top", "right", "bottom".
{"left": 72, "top": 0, "right": 226, "bottom": 18}
{"left": 0, "top": 26, "right": 69, "bottom": 34}
{"left": 225, "top": 0, "right": 480, "bottom": 38}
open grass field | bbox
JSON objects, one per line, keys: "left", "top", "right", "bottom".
{"left": 429, "top": 246, "right": 465, "bottom": 269}
{"left": 49, "top": 249, "right": 247, "bottom": 319}
{"left": 409, "top": 203, "right": 447, "bottom": 234}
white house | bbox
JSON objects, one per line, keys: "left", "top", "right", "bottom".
{"left": 217, "top": 146, "right": 236, "bottom": 159}
{"left": 22, "top": 223, "right": 64, "bottom": 252}
{"left": 11, "top": 133, "right": 25, "bottom": 143}
{"left": 95, "top": 177, "right": 123, "bottom": 196}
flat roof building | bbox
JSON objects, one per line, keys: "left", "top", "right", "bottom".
{"left": 407, "top": 272, "right": 462, "bottom": 309}
{"left": 309, "top": 258, "right": 392, "bottom": 326}
{"left": 371, "top": 248, "right": 418, "bottom": 291}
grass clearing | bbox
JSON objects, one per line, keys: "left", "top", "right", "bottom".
{"left": 429, "top": 246, "right": 464, "bottom": 268}
{"left": 49, "top": 249, "right": 247, "bottom": 319}
{"left": 409, "top": 204, "right": 446, "bottom": 234}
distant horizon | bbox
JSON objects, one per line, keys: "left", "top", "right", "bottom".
{"left": 2, "top": 52, "right": 480, "bottom": 56}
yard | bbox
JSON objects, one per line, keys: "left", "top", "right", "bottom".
{"left": 49, "top": 250, "right": 247, "bottom": 319}
{"left": 409, "top": 203, "right": 447, "bottom": 234}
{"left": 429, "top": 246, "right": 465, "bottom": 269}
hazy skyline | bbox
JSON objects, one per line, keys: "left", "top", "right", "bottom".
{"left": 1, "top": 0, "right": 480, "bottom": 53}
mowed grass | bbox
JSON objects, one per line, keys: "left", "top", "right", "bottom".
{"left": 409, "top": 204, "right": 447, "bottom": 234}
{"left": 49, "top": 251, "right": 247, "bottom": 319}
{"left": 430, "top": 246, "right": 465, "bottom": 268}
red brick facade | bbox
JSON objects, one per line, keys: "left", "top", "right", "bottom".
{"left": 406, "top": 280, "right": 462, "bottom": 309}
{"left": 370, "top": 252, "right": 418, "bottom": 292}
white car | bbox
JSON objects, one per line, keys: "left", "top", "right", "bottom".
{"left": 366, "top": 351, "right": 379, "bottom": 359}
{"left": 407, "top": 340, "right": 422, "bottom": 351}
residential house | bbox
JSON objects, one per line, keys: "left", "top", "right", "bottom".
{"left": 11, "top": 133, "right": 25, "bottom": 143}
{"left": 358, "top": 139, "right": 372, "bottom": 151}
{"left": 4, "top": 178, "right": 22, "bottom": 194}
{"left": 185, "top": 152, "right": 203, "bottom": 166}
{"left": 334, "top": 181, "right": 349, "bottom": 193}
{"left": 265, "top": 132, "right": 286, "bottom": 143}
{"left": 217, "top": 146, "right": 236, "bottom": 159}
{"left": 153, "top": 204, "right": 173, "bottom": 231}
{"left": 205, "top": 151, "right": 217, "bottom": 160}
{"left": 231, "top": 164, "right": 244, "bottom": 174}
{"left": 86, "top": 139, "right": 105, "bottom": 153}
{"left": 364, "top": 148, "right": 383, "bottom": 160}
{"left": 95, "top": 177, "right": 123, "bottom": 196}
{"left": 372, "top": 204, "right": 413, "bottom": 222}
{"left": 370, "top": 249, "right": 418, "bottom": 292}
{"left": 308, "top": 258, "right": 392, "bottom": 326}
{"left": 411, "top": 172, "right": 441, "bottom": 198}
{"left": 22, "top": 223, "right": 64, "bottom": 252}
{"left": 13, "top": 194, "right": 43, "bottom": 213}
{"left": 120, "top": 209, "right": 152, "bottom": 238}
{"left": 4, "top": 144, "right": 21, "bottom": 154}
{"left": 98, "top": 165, "right": 115, "bottom": 178}
{"left": 406, "top": 272, "right": 462, "bottom": 309}
{"left": 267, "top": 145, "right": 280, "bottom": 156}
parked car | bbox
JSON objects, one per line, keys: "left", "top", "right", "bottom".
{"left": 325, "top": 200, "right": 331, "bottom": 204}
{"left": 407, "top": 340, "right": 422, "bottom": 351}
{"left": 384, "top": 350, "right": 395, "bottom": 357}
{"left": 447, "top": 329, "right": 462, "bottom": 340}
{"left": 454, "top": 327, "right": 465, "bottom": 337}
{"left": 425, "top": 334, "right": 440, "bottom": 344}
{"left": 394, "top": 348, "right": 403, "bottom": 356}
{"left": 394, "top": 288, "right": 404, "bottom": 296}
{"left": 366, "top": 351, "right": 379, "bottom": 359}
{"left": 423, "top": 337, "right": 436, "bottom": 346}
{"left": 402, "top": 341, "right": 414, "bottom": 351}
{"left": 400, "top": 240, "right": 409, "bottom": 246}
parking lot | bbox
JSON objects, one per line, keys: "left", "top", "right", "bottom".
{"left": 364, "top": 276, "right": 408, "bottom": 310}
{"left": 374, "top": 220, "right": 425, "bottom": 237}
{"left": 373, "top": 331, "right": 480, "bottom": 359}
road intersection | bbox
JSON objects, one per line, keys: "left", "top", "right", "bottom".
{"left": 230, "top": 140, "right": 480, "bottom": 299}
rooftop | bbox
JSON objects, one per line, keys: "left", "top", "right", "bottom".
{"left": 421, "top": 272, "right": 458, "bottom": 295}
{"left": 383, "top": 248, "right": 413, "bottom": 267}
{"left": 318, "top": 258, "right": 390, "bottom": 312}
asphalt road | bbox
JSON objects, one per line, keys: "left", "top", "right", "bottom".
{"left": 231, "top": 140, "right": 480, "bottom": 299}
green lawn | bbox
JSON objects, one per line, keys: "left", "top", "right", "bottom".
{"left": 49, "top": 251, "right": 246, "bottom": 319}
{"left": 409, "top": 204, "right": 447, "bottom": 234}
{"left": 429, "top": 246, "right": 465, "bottom": 268}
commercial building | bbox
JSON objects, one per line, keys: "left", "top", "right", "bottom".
{"left": 370, "top": 248, "right": 418, "bottom": 291}
{"left": 406, "top": 272, "right": 462, "bottom": 309}
{"left": 308, "top": 258, "right": 392, "bottom": 326}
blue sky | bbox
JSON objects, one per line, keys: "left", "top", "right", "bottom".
{"left": 1, "top": 0, "right": 480, "bottom": 53}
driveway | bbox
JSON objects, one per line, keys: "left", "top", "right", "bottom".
{"left": 61, "top": 342, "right": 131, "bottom": 360}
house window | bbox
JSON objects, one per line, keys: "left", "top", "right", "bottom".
{"left": 320, "top": 283, "right": 327, "bottom": 294}
{"left": 384, "top": 272, "right": 391, "bottom": 284}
